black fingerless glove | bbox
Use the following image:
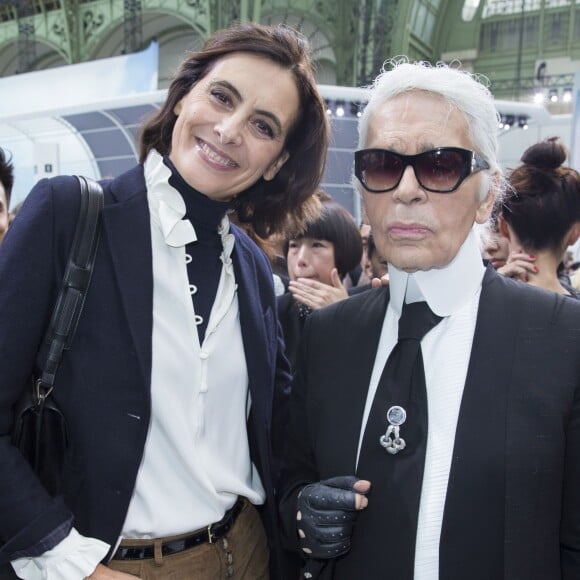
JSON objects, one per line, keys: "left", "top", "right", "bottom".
{"left": 296, "top": 475, "right": 363, "bottom": 560}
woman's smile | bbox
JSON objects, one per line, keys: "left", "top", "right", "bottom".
{"left": 169, "top": 52, "right": 299, "bottom": 201}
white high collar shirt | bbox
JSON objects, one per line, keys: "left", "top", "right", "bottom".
{"left": 357, "top": 228, "right": 486, "bottom": 580}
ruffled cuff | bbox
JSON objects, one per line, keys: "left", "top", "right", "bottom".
{"left": 11, "top": 528, "right": 110, "bottom": 580}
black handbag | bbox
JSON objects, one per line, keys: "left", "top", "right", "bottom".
{"left": 10, "top": 175, "right": 103, "bottom": 497}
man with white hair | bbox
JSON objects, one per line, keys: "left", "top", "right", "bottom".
{"left": 278, "top": 60, "right": 580, "bottom": 580}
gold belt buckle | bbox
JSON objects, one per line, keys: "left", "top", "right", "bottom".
{"left": 207, "top": 524, "right": 215, "bottom": 544}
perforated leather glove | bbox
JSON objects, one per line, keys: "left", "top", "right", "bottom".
{"left": 296, "top": 475, "right": 363, "bottom": 560}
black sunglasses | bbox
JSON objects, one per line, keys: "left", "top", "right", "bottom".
{"left": 354, "top": 147, "right": 490, "bottom": 194}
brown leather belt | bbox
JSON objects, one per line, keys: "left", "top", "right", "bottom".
{"left": 112, "top": 497, "right": 244, "bottom": 560}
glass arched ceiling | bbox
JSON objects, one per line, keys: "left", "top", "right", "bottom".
{"left": 261, "top": 13, "right": 337, "bottom": 84}
{"left": 410, "top": 0, "right": 443, "bottom": 45}
{"left": 0, "top": 94, "right": 163, "bottom": 207}
{"left": 462, "top": 0, "right": 481, "bottom": 20}
{"left": 463, "top": 0, "right": 579, "bottom": 21}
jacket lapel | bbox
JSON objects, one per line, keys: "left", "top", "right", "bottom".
{"left": 440, "top": 268, "right": 523, "bottom": 579}
{"left": 101, "top": 166, "right": 153, "bottom": 387}
{"left": 319, "top": 287, "right": 390, "bottom": 476}
{"left": 230, "top": 232, "right": 273, "bottom": 421}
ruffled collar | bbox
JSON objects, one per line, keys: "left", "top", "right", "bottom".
{"left": 144, "top": 150, "right": 235, "bottom": 262}
{"left": 163, "top": 156, "right": 232, "bottom": 238}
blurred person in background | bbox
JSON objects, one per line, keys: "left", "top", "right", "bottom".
{"left": 8, "top": 201, "right": 23, "bottom": 227}
{"left": 571, "top": 261, "right": 580, "bottom": 290}
{"left": 480, "top": 200, "right": 510, "bottom": 270}
{"left": 0, "top": 147, "right": 13, "bottom": 246}
{"left": 277, "top": 198, "right": 362, "bottom": 373}
{"left": 498, "top": 136, "right": 580, "bottom": 298}
{"left": 367, "top": 231, "right": 389, "bottom": 280}
{"left": 343, "top": 220, "right": 372, "bottom": 290}
{"left": 349, "top": 231, "right": 390, "bottom": 295}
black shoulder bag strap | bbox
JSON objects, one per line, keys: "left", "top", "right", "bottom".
{"left": 36, "top": 175, "right": 104, "bottom": 402}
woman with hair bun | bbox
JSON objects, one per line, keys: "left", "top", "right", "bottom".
{"left": 499, "top": 136, "right": 580, "bottom": 296}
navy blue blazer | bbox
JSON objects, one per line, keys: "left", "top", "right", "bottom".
{"left": 279, "top": 268, "right": 580, "bottom": 580}
{"left": 0, "top": 165, "right": 291, "bottom": 575}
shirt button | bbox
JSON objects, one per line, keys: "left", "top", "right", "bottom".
{"left": 195, "top": 314, "right": 203, "bottom": 326}
{"left": 190, "top": 284, "right": 198, "bottom": 295}
{"left": 200, "top": 351, "right": 208, "bottom": 360}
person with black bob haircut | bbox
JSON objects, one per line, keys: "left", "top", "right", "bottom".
{"left": 277, "top": 197, "right": 363, "bottom": 372}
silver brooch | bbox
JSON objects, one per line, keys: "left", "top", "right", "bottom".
{"left": 379, "top": 405, "right": 407, "bottom": 455}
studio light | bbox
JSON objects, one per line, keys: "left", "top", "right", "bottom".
{"left": 533, "top": 90, "right": 545, "bottom": 104}
{"left": 324, "top": 99, "right": 332, "bottom": 116}
{"left": 350, "top": 101, "right": 364, "bottom": 118}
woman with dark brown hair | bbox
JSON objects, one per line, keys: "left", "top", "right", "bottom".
{"left": 139, "top": 23, "right": 327, "bottom": 239}
{"left": 0, "top": 22, "right": 328, "bottom": 580}
{"left": 499, "top": 137, "right": 580, "bottom": 297}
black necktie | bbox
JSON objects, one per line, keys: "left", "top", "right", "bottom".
{"left": 336, "top": 301, "right": 443, "bottom": 580}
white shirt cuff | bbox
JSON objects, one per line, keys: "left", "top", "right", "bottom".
{"left": 10, "top": 528, "right": 110, "bottom": 580}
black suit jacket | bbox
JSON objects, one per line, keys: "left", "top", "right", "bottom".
{"left": 277, "top": 292, "right": 304, "bottom": 375}
{"left": 0, "top": 166, "right": 291, "bottom": 576}
{"left": 278, "top": 267, "right": 580, "bottom": 579}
